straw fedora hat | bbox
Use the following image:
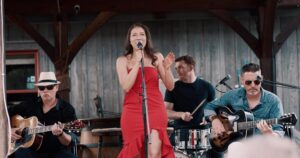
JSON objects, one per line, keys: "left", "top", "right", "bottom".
{"left": 35, "top": 72, "right": 61, "bottom": 86}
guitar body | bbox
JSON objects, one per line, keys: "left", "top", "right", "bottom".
{"left": 8, "top": 115, "right": 84, "bottom": 155}
{"left": 210, "top": 106, "right": 254, "bottom": 152}
{"left": 9, "top": 115, "right": 43, "bottom": 155}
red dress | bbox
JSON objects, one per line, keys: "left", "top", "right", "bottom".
{"left": 118, "top": 67, "right": 175, "bottom": 158}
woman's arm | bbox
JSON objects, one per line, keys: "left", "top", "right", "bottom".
{"left": 116, "top": 53, "right": 141, "bottom": 92}
{"left": 155, "top": 52, "right": 175, "bottom": 91}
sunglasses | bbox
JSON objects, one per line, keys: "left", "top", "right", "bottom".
{"left": 245, "top": 80, "right": 261, "bottom": 86}
{"left": 38, "top": 85, "right": 55, "bottom": 91}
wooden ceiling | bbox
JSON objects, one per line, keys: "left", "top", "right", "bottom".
{"left": 4, "top": 0, "right": 300, "bottom": 93}
{"left": 5, "top": 0, "right": 300, "bottom": 16}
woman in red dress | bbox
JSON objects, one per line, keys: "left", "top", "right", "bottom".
{"left": 116, "top": 23, "right": 175, "bottom": 158}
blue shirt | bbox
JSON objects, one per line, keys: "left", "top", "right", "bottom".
{"left": 204, "top": 87, "right": 285, "bottom": 136}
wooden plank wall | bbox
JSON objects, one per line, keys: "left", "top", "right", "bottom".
{"left": 276, "top": 15, "right": 300, "bottom": 130}
{"left": 5, "top": 13, "right": 300, "bottom": 129}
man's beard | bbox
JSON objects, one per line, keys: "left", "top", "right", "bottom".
{"left": 41, "top": 94, "right": 53, "bottom": 102}
{"left": 247, "top": 88, "right": 259, "bottom": 95}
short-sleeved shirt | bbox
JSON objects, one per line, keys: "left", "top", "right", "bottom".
{"left": 204, "top": 87, "right": 285, "bottom": 136}
{"left": 164, "top": 77, "right": 215, "bottom": 127}
{"left": 8, "top": 96, "right": 77, "bottom": 154}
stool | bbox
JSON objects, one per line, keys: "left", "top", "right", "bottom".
{"left": 91, "top": 128, "right": 122, "bottom": 158}
{"left": 77, "top": 129, "right": 100, "bottom": 158}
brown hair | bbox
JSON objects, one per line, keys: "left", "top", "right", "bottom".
{"left": 124, "top": 23, "right": 157, "bottom": 65}
{"left": 175, "top": 55, "right": 196, "bottom": 67}
{"left": 241, "top": 63, "right": 260, "bottom": 74}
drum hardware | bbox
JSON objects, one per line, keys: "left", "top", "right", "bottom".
{"left": 174, "top": 149, "right": 208, "bottom": 158}
{"left": 174, "top": 128, "right": 211, "bottom": 150}
{"left": 174, "top": 149, "right": 191, "bottom": 158}
{"left": 173, "top": 125, "right": 211, "bottom": 158}
{"left": 167, "top": 127, "right": 174, "bottom": 135}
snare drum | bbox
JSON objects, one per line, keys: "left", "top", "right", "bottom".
{"left": 174, "top": 126, "right": 211, "bottom": 150}
{"left": 174, "top": 150, "right": 191, "bottom": 158}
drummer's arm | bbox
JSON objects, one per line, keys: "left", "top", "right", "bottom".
{"left": 165, "top": 101, "right": 189, "bottom": 120}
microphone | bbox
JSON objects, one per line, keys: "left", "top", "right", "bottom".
{"left": 216, "top": 74, "right": 232, "bottom": 90}
{"left": 137, "top": 41, "right": 143, "bottom": 49}
{"left": 217, "top": 74, "right": 231, "bottom": 85}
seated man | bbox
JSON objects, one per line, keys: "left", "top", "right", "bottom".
{"left": 204, "top": 63, "right": 285, "bottom": 153}
{"left": 9, "top": 72, "right": 77, "bottom": 158}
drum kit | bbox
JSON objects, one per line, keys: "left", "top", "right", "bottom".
{"left": 172, "top": 125, "right": 211, "bottom": 158}
{"left": 76, "top": 117, "right": 211, "bottom": 158}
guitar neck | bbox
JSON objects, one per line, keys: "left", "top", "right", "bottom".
{"left": 238, "top": 118, "right": 278, "bottom": 130}
{"left": 28, "top": 124, "right": 65, "bottom": 135}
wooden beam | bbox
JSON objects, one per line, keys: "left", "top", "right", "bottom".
{"left": 61, "top": 11, "right": 117, "bottom": 67}
{"left": 53, "top": 13, "right": 68, "bottom": 62}
{"left": 274, "top": 12, "right": 300, "bottom": 53}
{"left": 56, "top": 71, "right": 71, "bottom": 102}
{"left": 257, "top": 7, "right": 265, "bottom": 48}
{"left": 53, "top": 0, "right": 69, "bottom": 62}
{"left": 209, "top": 9, "right": 260, "bottom": 57}
{"left": 6, "top": 14, "right": 56, "bottom": 62}
{"left": 259, "top": 0, "right": 278, "bottom": 92}
{"left": 5, "top": 0, "right": 260, "bottom": 15}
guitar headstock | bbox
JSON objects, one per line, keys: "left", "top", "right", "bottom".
{"left": 64, "top": 120, "right": 85, "bottom": 132}
{"left": 279, "top": 113, "right": 298, "bottom": 126}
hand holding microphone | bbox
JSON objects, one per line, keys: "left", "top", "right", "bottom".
{"left": 132, "top": 40, "right": 143, "bottom": 63}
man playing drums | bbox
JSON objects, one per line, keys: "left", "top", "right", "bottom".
{"left": 164, "top": 55, "right": 222, "bottom": 158}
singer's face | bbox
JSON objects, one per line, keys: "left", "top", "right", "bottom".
{"left": 130, "top": 27, "right": 147, "bottom": 50}
{"left": 175, "top": 61, "right": 193, "bottom": 81}
{"left": 241, "top": 71, "right": 261, "bottom": 96}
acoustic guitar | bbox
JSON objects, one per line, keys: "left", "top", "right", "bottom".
{"left": 210, "top": 106, "right": 297, "bottom": 152}
{"left": 9, "top": 115, "right": 84, "bottom": 155}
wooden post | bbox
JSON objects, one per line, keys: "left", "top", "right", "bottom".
{"left": 0, "top": 0, "right": 10, "bottom": 157}
{"left": 55, "top": 70, "right": 70, "bottom": 102}
{"left": 258, "top": 0, "right": 277, "bottom": 93}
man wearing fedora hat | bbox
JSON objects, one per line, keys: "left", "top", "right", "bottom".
{"left": 9, "top": 72, "right": 77, "bottom": 158}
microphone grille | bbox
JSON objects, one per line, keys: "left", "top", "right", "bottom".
{"left": 227, "top": 74, "right": 232, "bottom": 79}
{"left": 137, "top": 41, "right": 143, "bottom": 49}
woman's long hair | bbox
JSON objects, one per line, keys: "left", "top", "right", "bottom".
{"left": 124, "top": 23, "right": 157, "bottom": 65}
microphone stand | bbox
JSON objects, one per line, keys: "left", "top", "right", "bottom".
{"left": 222, "top": 82, "right": 232, "bottom": 90}
{"left": 263, "top": 80, "right": 300, "bottom": 90}
{"left": 215, "top": 82, "right": 232, "bottom": 93}
{"left": 140, "top": 47, "right": 151, "bottom": 158}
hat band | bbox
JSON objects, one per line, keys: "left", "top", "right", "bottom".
{"left": 38, "top": 79, "right": 57, "bottom": 84}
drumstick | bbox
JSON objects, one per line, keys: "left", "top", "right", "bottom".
{"left": 191, "top": 98, "right": 207, "bottom": 115}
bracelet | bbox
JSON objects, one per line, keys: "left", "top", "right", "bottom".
{"left": 56, "top": 132, "right": 64, "bottom": 137}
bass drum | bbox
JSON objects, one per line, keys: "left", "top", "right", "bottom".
{"left": 174, "top": 150, "right": 191, "bottom": 158}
